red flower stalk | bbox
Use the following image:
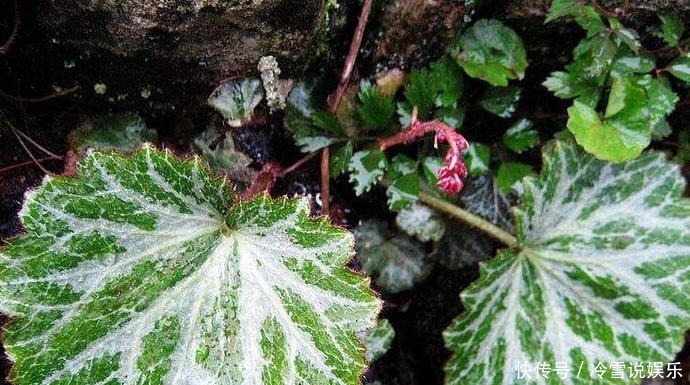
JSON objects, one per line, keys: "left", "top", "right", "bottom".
{"left": 378, "top": 107, "right": 469, "bottom": 195}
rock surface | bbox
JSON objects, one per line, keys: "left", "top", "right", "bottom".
{"left": 0, "top": 0, "right": 326, "bottom": 112}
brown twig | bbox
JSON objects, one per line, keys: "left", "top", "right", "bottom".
{"left": 320, "top": 0, "right": 374, "bottom": 215}
{"left": 0, "top": 85, "right": 80, "bottom": 103}
{"left": 10, "top": 125, "right": 51, "bottom": 175}
{"left": 0, "top": 155, "right": 62, "bottom": 174}
{"left": 279, "top": 151, "right": 319, "bottom": 178}
{"left": 320, "top": 147, "right": 331, "bottom": 214}
{"left": 14, "top": 129, "right": 61, "bottom": 158}
{"left": 0, "top": 0, "right": 19, "bottom": 55}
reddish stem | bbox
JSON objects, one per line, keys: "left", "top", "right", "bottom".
{"left": 319, "top": 0, "right": 374, "bottom": 216}
{"left": 0, "top": 0, "right": 19, "bottom": 55}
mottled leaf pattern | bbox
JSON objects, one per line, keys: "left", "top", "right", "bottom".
{"left": 355, "top": 221, "right": 430, "bottom": 294}
{"left": 0, "top": 146, "right": 380, "bottom": 385}
{"left": 445, "top": 140, "right": 690, "bottom": 385}
{"left": 358, "top": 319, "right": 395, "bottom": 363}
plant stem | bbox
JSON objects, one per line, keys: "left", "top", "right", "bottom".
{"left": 0, "top": 0, "right": 19, "bottom": 55}
{"left": 418, "top": 190, "right": 519, "bottom": 248}
{"left": 320, "top": 147, "right": 330, "bottom": 214}
{"left": 319, "top": 0, "right": 373, "bottom": 215}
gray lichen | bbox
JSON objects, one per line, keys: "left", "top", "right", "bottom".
{"left": 257, "top": 56, "right": 286, "bottom": 113}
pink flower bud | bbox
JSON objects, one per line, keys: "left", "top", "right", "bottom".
{"left": 437, "top": 166, "right": 464, "bottom": 195}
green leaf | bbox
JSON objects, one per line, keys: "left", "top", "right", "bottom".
{"left": 191, "top": 126, "right": 253, "bottom": 184}
{"left": 567, "top": 100, "right": 642, "bottom": 162}
{"left": 610, "top": 54, "right": 656, "bottom": 78}
{"left": 613, "top": 26, "right": 641, "bottom": 54}
{"left": 567, "top": 76, "right": 677, "bottom": 162}
{"left": 208, "top": 78, "right": 264, "bottom": 127}
{"left": 478, "top": 85, "right": 522, "bottom": 118}
{"left": 460, "top": 175, "right": 513, "bottom": 231}
{"left": 676, "top": 128, "right": 690, "bottom": 164}
{"left": 652, "top": 119, "right": 672, "bottom": 140}
{"left": 436, "top": 107, "right": 465, "bottom": 128}
{"left": 0, "top": 146, "right": 381, "bottom": 385}
{"left": 582, "top": 35, "right": 617, "bottom": 77}
{"left": 542, "top": 71, "right": 600, "bottom": 105}
{"left": 357, "top": 80, "right": 396, "bottom": 131}
{"left": 395, "top": 203, "right": 446, "bottom": 242}
{"left": 70, "top": 115, "right": 157, "bottom": 154}
{"left": 348, "top": 149, "right": 388, "bottom": 195}
{"left": 355, "top": 221, "right": 430, "bottom": 293}
{"left": 502, "top": 118, "right": 538, "bottom": 153}
{"left": 453, "top": 19, "right": 528, "bottom": 87}
{"left": 573, "top": 6, "right": 606, "bottom": 37}
{"left": 284, "top": 82, "right": 344, "bottom": 152}
{"left": 312, "top": 110, "right": 346, "bottom": 137}
{"left": 386, "top": 173, "right": 420, "bottom": 212}
{"left": 388, "top": 154, "right": 417, "bottom": 179}
{"left": 462, "top": 143, "right": 491, "bottom": 176}
{"left": 660, "top": 14, "right": 685, "bottom": 47}
{"left": 386, "top": 155, "right": 420, "bottom": 211}
{"left": 404, "top": 69, "right": 437, "bottom": 119}
{"left": 445, "top": 140, "right": 690, "bottom": 385}
{"left": 421, "top": 156, "right": 444, "bottom": 191}
{"left": 430, "top": 57, "right": 464, "bottom": 108}
{"left": 434, "top": 222, "right": 495, "bottom": 269}
{"left": 667, "top": 55, "right": 690, "bottom": 82}
{"left": 496, "top": 161, "right": 535, "bottom": 193}
{"left": 545, "top": 0, "right": 579, "bottom": 23}
{"left": 330, "top": 141, "right": 354, "bottom": 178}
{"left": 358, "top": 319, "right": 395, "bottom": 363}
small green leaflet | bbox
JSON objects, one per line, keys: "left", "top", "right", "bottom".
{"left": 566, "top": 75, "right": 677, "bottom": 162}
{"left": 445, "top": 140, "right": 690, "bottom": 385}
{"left": 667, "top": 55, "right": 690, "bottom": 82}
{"left": 357, "top": 80, "right": 396, "bottom": 131}
{"left": 284, "top": 82, "right": 335, "bottom": 152}
{"left": 348, "top": 149, "right": 388, "bottom": 196}
{"left": 70, "top": 114, "right": 157, "bottom": 154}
{"left": 460, "top": 175, "right": 513, "bottom": 232}
{"left": 355, "top": 221, "right": 430, "bottom": 294}
{"left": 0, "top": 146, "right": 381, "bottom": 385}
{"left": 453, "top": 19, "right": 527, "bottom": 87}
{"left": 395, "top": 203, "right": 446, "bottom": 242}
{"left": 502, "top": 118, "right": 538, "bottom": 154}
{"left": 330, "top": 141, "right": 354, "bottom": 178}
{"left": 659, "top": 14, "right": 685, "bottom": 47}
{"left": 479, "top": 85, "right": 522, "bottom": 118}
{"left": 208, "top": 78, "right": 264, "bottom": 127}
{"left": 357, "top": 319, "right": 395, "bottom": 363}
{"left": 386, "top": 155, "right": 419, "bottom": 212}
{"left": 463, "top": 143, "right": 490, "bottom": 176}
{"left": 496, "top": 162, "right": 535, "bottom": 194}
{"left": 192, "top": 125, "right": 253, "bottom": 185}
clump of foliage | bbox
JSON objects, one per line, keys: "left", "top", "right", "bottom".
{"left": 2, "top": 4, "right": 690, "bottom": 385}
{"left": 544, "top": 0, "right": 689, "bottom": 162}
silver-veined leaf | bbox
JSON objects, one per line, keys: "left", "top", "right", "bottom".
{"left": 445, "top": 140, "right": 690, "bottom": 385}
{"left": 0, "top": 146, "right": 381, "bottom": 385}
{"left": 357, "top": 319, "right": 395, "bottom": 363}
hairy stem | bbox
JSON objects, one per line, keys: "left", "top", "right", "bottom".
{"left": 418, "top": 191, "right": 518, "bottom": 248}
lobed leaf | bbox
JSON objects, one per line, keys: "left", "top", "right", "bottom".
{"left": 453, "top": 19, "right": 527, "bottom": 87}
{"left": 445, "top": 140, "right": 690, "bottom": 385}
{"left": 355, "top": 221, "right": 430, "bottom": 294}
{"left": 208, "top": 78, "right": 264, "bottom": 127}
{"left": 0, "top": 146, "right": 381, "bottom": 385}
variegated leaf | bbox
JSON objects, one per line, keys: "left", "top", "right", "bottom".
{"left": 0, "top": 146, "right": 380, "bottom": 385}
{"left": 358, "top": 319, "right": 395, "bottom": 363}
{"left": 445, "top": 140, "right": 690, "bottom": 385}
